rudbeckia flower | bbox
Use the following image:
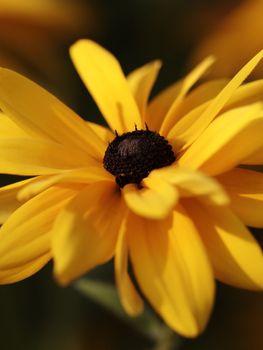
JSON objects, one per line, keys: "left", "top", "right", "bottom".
{"left": 0, "top": 40, "right": 263, "bottom": 338}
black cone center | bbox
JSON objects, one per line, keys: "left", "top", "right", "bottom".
{"left": 103, "top": 129, "right": 176, "bottom": 188}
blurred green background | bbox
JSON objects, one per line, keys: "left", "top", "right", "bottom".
{"left": 0, "top": 0, "right": 263, "bottom": 349}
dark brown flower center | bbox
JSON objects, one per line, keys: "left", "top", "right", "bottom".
{"left": 103, "top": 127, "right": 176, "bottom": 188}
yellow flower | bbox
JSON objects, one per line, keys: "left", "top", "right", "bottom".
{"left": 0, "top": 40, "right": 263, "bottom": 338}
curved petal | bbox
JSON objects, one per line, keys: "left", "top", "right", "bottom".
{"left": 115, "top": 213, "right": 144, "bottom": 316}
{"left": 217, "top": 168, "right": 263, "bottom": 227}
{"left": 0, "top": 186, "right": 78, "bottom": 284}
{"left": 222, "top": 80, "right": 263, "bottom": 112}
{"left": 123, "top": 176, "right": 178, "bottom": 219}
{"left": 179, "top": 103, "right": 263, "bottom": 176}
{"left": 160, "top": 56, "right": 215, "bottom": 135}
{"left": 70, "top": 40, "right": 142, "bottom": 133}
{"left": 170, "top": 50, "right": 263, "bottom": 150}
{"left": 52, "top": 181, "right": 123, "bottom": 285}
{"left": 127, "top": 60, "right": 162, "bottom": 121}
{"left": 184, "top": 199, "right": 263, "bottom": 290}
{"left": 0, "top": 112, "right": 29, "bottom": 138}
{"left": 17, "top": 166, "right": 113, "bottom": 201}
{"left": 0, "top": 137, "right": 97, "bottom": 175}
{"left": 0, "top": 177, "right": 44, "bottom": 223}
{"left": 0, "top": 68, "right": 105, "bottom": 159}
{"left": 128, "top": 206, "right": 214, "bottom": 337}
{"left": 152, "top": 166, "right": 229, "bottom": 206}
{"left": 173, "top": 79, "right": 228, "bottom": 121}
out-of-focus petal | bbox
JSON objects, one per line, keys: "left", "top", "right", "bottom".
{"left": 53, "top": 181, "right": 123, "bottom": 285}
{"left": 217, "top": 168, "right": 263, "bottom": 227}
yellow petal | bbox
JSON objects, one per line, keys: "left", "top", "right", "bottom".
{"left": 115, "top": 213, "right": 144, "bottom": 316}
{"left": 172, "top": 50, "right": 263, "bottom": 150}
{"left": 151, "top": 166, "right": 229, "bottom": 206}
{"left": 217, "top": 168, "right": 263, "bottom": 228}
{"left": 127, "top": 60, "right": 162, "bottom": 121}
{"left": 53, "top": 181, "right": 123, "bottom": 285}
{"left": 179, "top": 103, "right": 263, "bottom": 176}
{"left": 70, "top": 40, "right": 142, "bottom": 133}
{"left": 18, "top": 166, "right": 113, "bottom": 201}
{"left": 168, "top": 80, "right": 263, "bottom": 151}
{"left": 160, "top": 56, "right": 215, "bottom": 135}
{"left": 185, "top": 199, "right": 263, "bottom": 290}
{"left": 87, "top": 121, "right": 114, "bottom": 144}
{"left": 0, "top": 137, "right": 96, "bottom": 175}
{"left": 123, "top": 176, "right": 178, "bottom": 219}
{"left": 173, "top": 79, "right": 229, "bottom": 121}
{"left": 0, "top": 112, "right": 29, "bottom": 138}
{"left": 222, "top": 80, "right": 263, "bottom": 112}
{"left": 0, "top": 186, "right": 77, "bottom": 284}
{"left": 0, "top": 177, "right": 44, "bottom": 223}
{"left": 0, "top": 68, "right": 105, "bottom": 159}
{"left": 128, "top": 207, "right": 214, "bottom": 337}
{"left": 242, "top": 145, "right": 263, "bottom": 165}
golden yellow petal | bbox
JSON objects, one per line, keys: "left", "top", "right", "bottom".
{"left": 179, "top": 103, "right": 263, "bottom": 176}
{"left": 87, "top": 121, "right": 114, "bottom": 144}
{"left": 123, "top": 176, "right": 178, "bottom": 219}
{"left": 115, "top": 213, "right": 144, "bottom": 316}
{"left": 70, "top": 40, "right": 142, "bottom": 133}
{"left": 128, "top": 207, "right": 214, "bottom": 337}
{"left": 170, "top": 50, "right": 263, "bottom": 150}
{"left": 0, "top": 177, "right": 44, "bottom": 223}
{"left": 53, "top": 181, "right": 123, "bottom": 285}
{"left": 185, "top": 199, "right": 263, "bottom": 290}
{"left": 0, "top": 186, "right": 77, "bottom": 284}
{"left": 17, "top": 166, "right": 113, "bottom": 201}
{"left": 217, "top": 168, "right": 263, "bottom": 228}
{"left": 0, "top": 68, "right": 105, "bottom": 160}
{"left": 127, "top": 60, "right": 162, "bottom": 121}
{"left": 160, "top": 56, "right": 215, "bottom": 135}
{"left": 0, "top": 137, "right": 97, "bottom": 175}
{"left": 152, "top": 166, "right": 229, "bottom": 206}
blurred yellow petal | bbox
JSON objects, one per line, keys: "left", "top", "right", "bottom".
{"left": 53, "top": 182, "right": 123, "bottom": 285}
{"left": 17, "top": 166, "right": 113, "bottom": 202}
{"left": 174, "top": 79, "right": 228, "bottom": 122}
{"left": 185, "top": 199, "right": 263, "bottom": 290}
{"left": 70, "top": 40, "right": 142, "bottom": 133}
{"left": 127, "top": 60, "right": 161, "bottom": 121}
{"left": 0, "top": 68, "right": 105, "bottom": 159}
{"left": 151, "top": 166, "right": 229, "bottom": 205}
{"left": 222, "top": 80, "right": 263, "bottom": 112}
{"left": 179, "top": 104, "right": 263, "bottom": 176}
{"left": 0, "top": 177, "right": 41, "bottom": 224}
{"left": 0, "top": 186, "right": 77, "bottom": 284}
{"left": 171, "top": 50, "right": 263, "bottom": 150}
{"left": 0, "top": 137, "right": 95, "bottom": 175}
{"left": 128, "top": 207, "right": 214, "bottom": 337}
{"left": 217, "top": 168, "right": 263, "bottom": 227}
{"left": 160, "top": 56, "right": 215, "bottom": 135}
{"left": 123, "top": 176, "right": 178, "bottom": 219}
{"left": 115, "top": 214, "right": 144, "bottom": 316}
{"left": 191, "top": 0, "right": 263, "bottom": 79}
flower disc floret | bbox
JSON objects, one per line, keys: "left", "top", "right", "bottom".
{"left": 103, "top": 128, "right": 176, "bottom": 187}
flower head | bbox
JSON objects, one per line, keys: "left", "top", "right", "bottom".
{"left": 0, "top": 40, "right": 263, "bottom": 337}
